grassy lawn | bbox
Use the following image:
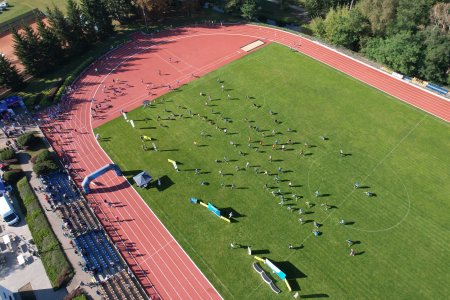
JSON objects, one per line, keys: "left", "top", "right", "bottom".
{"left": 96, "top": 43, "right": 449, "bottom": 299}
{"left": 0, "top": 0, "right": 68, "bottom": 24}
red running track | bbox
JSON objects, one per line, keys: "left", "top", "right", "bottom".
{"left": 42, "top": 24, "right": 450, "bottom": 300}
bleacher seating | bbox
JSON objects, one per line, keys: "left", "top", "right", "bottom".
{"left": 412, "top": 77, "right": 429, "bottom": 87}
{"left": 42, "top": 171, "right": 80, "bottom": 203}
{"left": 74, "top": 230, "right": 120, "bottom": 273}
{"left": 41, "top": 170, "right": 149, "bottom": 298}
{"left": 58, "top": 200, "right": 99, "bottom": 235}
{"left": 100, "top": 269, "right": 147, "bottom": 300}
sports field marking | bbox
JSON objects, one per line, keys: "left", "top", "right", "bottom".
{"left": 85, "top": 31, "right": 247, "bottom": 299}
{"left": 90, "top": 33, "right": 262, "bottom": 127}
{"left": 306, "top": 114, "right": 427, "bottom": 229}
{"left": 248, "top": 113, "right": 427, "bottom": 297}
{"left": 144, "top": 240, "right": 175, "bottom": 261}
{"left": 141, "top": 201, "right": 237, "bottom": 299}
{"left": 348, "top": 166, "right": 411, "bottom": 233}
{"left": 46, "top": 24, "right": 450, "bottom": 298}
{"left": 65, "top": 37, "right": 221, "bottom": 299}
{"left": 241, "top": 40, "right": 265, "bottom": 52}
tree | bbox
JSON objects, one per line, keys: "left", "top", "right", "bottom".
{"left": 363, "top": 31, "right": 425, "bottom": 75}
{"left": 12, "top": 25, "right": 40, "bottom": 75}
{"left": 393, "top": 0, "right": 439, "bottom": 32}
{"left": 134, "top": 0, "right": 171, "bottom": 20}
{"left": 181, "top": 0, "right": 200, "bottom": 17}
{"left": 304, "top": 0, "right": 354, "bottom": 17}
{"left": 36, "top": 18, "right": 63, "bottom": 69}
{"left": 34, "top": 149, "right": 53, "bottom": 164}
{"left": 46, "top": 5, "right": 72, "bottom": 50}
{"left": 225, "top": 0, "right": 243, "bottom": 13}
{"left": 66, "top": 0, "right": 89, "bottom": 53}
{"left": 104, "top": 0, "right": 135, "bottom": 23}
{"left": 419, "top": 30, "right": 450, "bottom": 84}
{"left": 312, "top": 6, "right": 370, "bottom": 51}
{"left": 309, "top": 17, "right": 326, "bottom": 38}
{"left": 0, "top": 148, "right": 16, "bottom": 161}
{"left": 3, "top": 169, "right": 24, "bottom": 184}
{"left": 241, "top": 0, "right": 258, "bottom": 20}
{"left": 33, "top": 159, "right": 59, "bottom": 176}
{"left": 16, "top": 132, "right": 38, "bottom": 148}
{"left": 0, "top": 53, "right": 24, "bottom": 91}
{"left": 80, "top": 0, "right": 113, "bottom": 40}
{"left": 13, "top": 18, "right": 62, "bottom": 76}
{"left": 358, "top": 0, "right": 399, "bottom": 35}
{"left": 429, "top": 2, "right": 450, "bottom": 32}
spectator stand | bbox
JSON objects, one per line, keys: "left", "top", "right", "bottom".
{"left": 73, "top": 230, "right": 121, "bottom": 276}
{"left": 40, "top": 171, "right": 80, "bottom": 205}
{"left": 36, "top": 135, "right": 161, "bottom": 299}
{"left": 87, "top": 192, "right": 159, "bottom": 300}
{"left": 99, "top": 269, "right": 148, "bottom": 300}
{"left": 58, "top": 200, "right": 100, "bottom": 238}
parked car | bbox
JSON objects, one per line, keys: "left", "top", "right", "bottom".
{"left": 0, "top": 193, "right": 19, "bottom": 226}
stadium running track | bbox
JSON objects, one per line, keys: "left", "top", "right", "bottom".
{"left": 41, "top": 24, "right": 450, "bottom": 299}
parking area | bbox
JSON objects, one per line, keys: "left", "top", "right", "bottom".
{"left": 0, "top": 206, "right": 66, "bottom": 300}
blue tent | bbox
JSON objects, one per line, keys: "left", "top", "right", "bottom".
{"left": 0, "top": 95, "right": 24, "bottom": 113}
{"left": 133, "top": 171, "right": 152, "bottom": 188}
{"left": 3, "top": 95, "right": 23, "bottom": 106}
{"left": 0, "top": 179, "right": 6, "bottom": 194}
{"left": 0, "top": 103, "right": 8, "bottom": 113}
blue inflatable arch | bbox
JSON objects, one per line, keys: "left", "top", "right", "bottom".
{"left": 82, "top": 164, "right": 122, "bottom": 194}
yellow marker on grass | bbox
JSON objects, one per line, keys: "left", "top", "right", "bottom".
{"left": 254, "top": 256, "right": 265, "bottom": 262}
{"left": 284, "top": 279, "right": 292, "bottom": 291}
{"left": 220, "top": 216, "right": 231, "bottom": 223}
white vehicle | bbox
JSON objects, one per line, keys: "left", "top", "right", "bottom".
{"left": 0, "top": 193, "right": 19, "bottom": 226}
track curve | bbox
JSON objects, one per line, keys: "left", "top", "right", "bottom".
{"left": 42, "top": 24, "right": 450, "bottom": 299}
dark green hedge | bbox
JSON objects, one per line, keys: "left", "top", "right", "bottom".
{"left": 15, "top": 177, "right": 73, "bottom": 289}
{"left": 0, "top": 148, "right": 16, "bottom": 161}
{"left": 2, "top": 169, "right": 24, "bottom": 184}
{"left": 54, "top": 56, "right": 96, "bottom": 103}
{"left": 16, "top": 132, "right": 38, "bottom": 148}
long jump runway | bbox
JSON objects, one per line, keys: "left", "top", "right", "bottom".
{"left": 42, "top": 24, "right": 450, "bottom": 299}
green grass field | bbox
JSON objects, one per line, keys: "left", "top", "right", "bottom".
{"left": 95, "top": 43, "right": 450, "bottom": 299}
{"left": 0, "top": 0, "right": 67, "bottom": 24}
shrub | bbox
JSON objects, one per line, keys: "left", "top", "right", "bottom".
{"left": 32, "top": 150, "right": 59, "bottom": 175}
{"left": 2, "top": 169, "right": 24, "bottom": 184}
{"left": 64, "top": 288, "right": 87, "bottom": 300}
{"left": 34, "top": 150, "right": 52, "bottom": 164}
{"left": 16, "top": 133, "right": 38, "bottom": 148}
{"left": 0, "top": 148, "right": 16, "bottom": 161}
{"left": 29, "top": 93, "right": 43, "bottom": 108}
{"left": 54, "top": 56, "right": 96, "bottom": 103}
{"left": 33, "top": 160, "right": 59, "bottom": 176}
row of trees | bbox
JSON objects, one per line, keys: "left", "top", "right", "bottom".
{"left": 0, "top": 0, "right": 202, "bottom": 90}
{"left": 13, "top": 0, "right": 114, "bottom": 77}
{"left": 309, "top": 0, "right": 450, "bottom": 85}
{"left": 0, "top": 54, "right": 24, "bottom": 91}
